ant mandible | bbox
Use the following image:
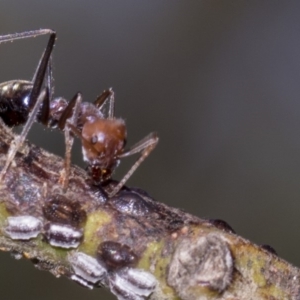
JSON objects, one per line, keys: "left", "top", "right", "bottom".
{"left": 0, "top": 29, "right": 158, "bottom": 197}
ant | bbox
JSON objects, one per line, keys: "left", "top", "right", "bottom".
{"left": 0, "top": 29, "right": 158, "bottom": 197}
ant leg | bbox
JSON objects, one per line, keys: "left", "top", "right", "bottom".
{"left": 109, "top": 132, "right": 159, "bottom": 197}
{"left": 38, "top": 61, "right": 53, "bottom": 125}
{"left": 107, "top": 88, "right": 115, "bottom": 119}
{"left": 66, "top": 122, "right": 81, "bottom": 138}
{"left": 0, "top": 32, "right": 56, "bottom": 180}
{"left": 93, "top": 88, "right": 115, "bottom": 118}
{"left": 47, "top": 56, "right": 54, "bottom": 102}
{"left": 57, "top": 93, "right": 82, "bottom": 190}
{"left": 33, "top": 39, "right": 54, "bottom": 125}
{"left": 93, "top": 89, "right": 112, "bottom": 109}
{"left": 0, "top": 29, "right": 54, "bottom": 44}
{"left": 57, "top": 92, "right": 82, "bottom": 130}
{"left": 38, "top": 90, "right": 50, "bottom": 125}
{"left": 29, "top": 35, "right": 56, "bottom": 110}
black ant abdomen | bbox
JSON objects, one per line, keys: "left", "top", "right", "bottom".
{"left": 0, "top": 80, "right": 34, "bottom": 127}
{"left": 0, "top": 29, "right": 158, "bottom": 197}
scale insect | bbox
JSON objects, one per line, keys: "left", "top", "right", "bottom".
{"left": 4, "top": 215, "right": 42, "bottom": 240}
{"left": 0, "top": 29, "right": 158, "bottom": 197}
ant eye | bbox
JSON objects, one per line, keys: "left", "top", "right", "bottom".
{"left": 91, "top": 136, "right": 98, "bottom": 144}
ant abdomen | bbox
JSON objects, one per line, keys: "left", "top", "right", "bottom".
{"left": 0, "top": 80, "right": 33, "bottom": 127}
{"left": 0, "top": 79, "right": 67, "bottom": 129}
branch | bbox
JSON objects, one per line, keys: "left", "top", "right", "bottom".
{"left": 0, "top": 123, "right": 299, "bottom": 300}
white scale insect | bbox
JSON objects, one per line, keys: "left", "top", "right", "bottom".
{"left": 68, "top": 252, "right": 157, "bottom": 299}
{"left": 44, "top": 223, "right": 83, "bottom": 249}
{"left": 4, "top": 216, "right": 42, "bottom": 240}
{"left": 68, "top": 252, "right": 107, "bottom": 288}
{"left": 109, "top": 268, "right": 157, "bottom": 300}
{"left": 4, "top": 215, "right": 84, "bottom": 249}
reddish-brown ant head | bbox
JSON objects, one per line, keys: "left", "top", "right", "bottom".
{"left": 81, "top": 118, "right": 126, "bottom": 179}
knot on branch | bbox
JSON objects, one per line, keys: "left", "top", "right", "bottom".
{"left": 167, "top": 233, "right": 233, "bottom": 300}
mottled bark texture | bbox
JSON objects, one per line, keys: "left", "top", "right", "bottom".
{"left": 0, "top": 123, "right": 299, "bottom": 300}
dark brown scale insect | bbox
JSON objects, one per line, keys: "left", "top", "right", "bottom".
{"left": 108, "top": 190, "right": 155, "bottom": 216}
{"left": 0, "top": 29, "right": 158, "bottom": 197}
{"left": 261, "top": 244, "right": 277, "bottom": 255}
{"left": 43, "top": 194, "right": 87, "bottom": 228}
{"left": 96, "top": 241, "right": 138, "bottom": 271}
{"left": 208, "top": 219, "right": 235, "bottom": 234}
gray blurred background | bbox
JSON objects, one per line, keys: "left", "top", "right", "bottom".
{"left": 0, "top": 1, "right": 300, "bottom": 299}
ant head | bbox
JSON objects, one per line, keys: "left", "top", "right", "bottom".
{"left": 81, "top": 118, "right": 126, "bottom": 171}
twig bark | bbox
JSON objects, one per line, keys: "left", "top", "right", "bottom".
{"left": 0, "top": 123, "right": 299, "bottom": 300}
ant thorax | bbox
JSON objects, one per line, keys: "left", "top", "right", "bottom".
{"left": 48, "top": 97, "right": 68, "bottom": 127}
{"left": 77, "top": 102, "right": 104, "bottom": 125}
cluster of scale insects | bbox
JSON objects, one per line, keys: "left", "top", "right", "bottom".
{"left": 0, "top": 29, "right": 159, "bottom": 300}
{"left": 4, "top": 193, "right": 157, "bottom": 299}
